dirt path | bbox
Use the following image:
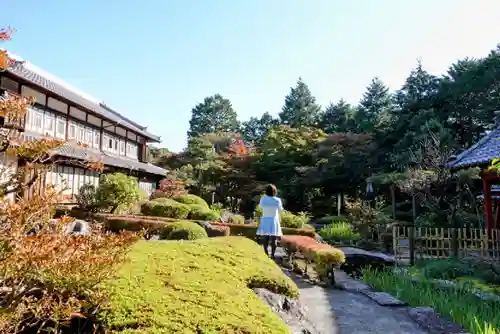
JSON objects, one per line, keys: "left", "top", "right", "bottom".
{"left": 276, "top": 250, "right": 428, "bottom": 333}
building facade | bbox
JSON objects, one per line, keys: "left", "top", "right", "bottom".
{"left": 0, "top": 57, "right": 166, "bottom": 201}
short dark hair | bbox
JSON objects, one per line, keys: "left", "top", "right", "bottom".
{"left": 265, "top": 184, "right": 277, "bottom": 197}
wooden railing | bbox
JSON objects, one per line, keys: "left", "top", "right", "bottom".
{"left": 392, "top": 226, "right": 500, "bottom": 264}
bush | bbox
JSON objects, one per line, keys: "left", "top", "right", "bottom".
{"left": 159, "top": 221, "right": 208, "bottom": 240}
{"left": 172, "top": 194, "right": 209, "bottom": 208}
{"left": 226, "top": 213, "right": 245, "bottom": 224}
{"left": 315, "top": 215, "right": 349, "bottom": 225}
{"left": 280, "top": 235, "right": 346, "bottom": 282}
{"left": 211, "top": 222, "right": 317, "bottom": 240}
{"left": 280, "top": 211, "right": 308, "bottom": 228}
{"left": 95, "top": 173, "right": 144, "bottom": 213}
{"left": 206, "top": 224, "right": 231, "bottom": 237}
{"left": 141, "top": 199, "right": 190, "bottom": 219}
{"left": 104, "top": 216, "right": 168, "bottom": 233}
{"left": 76, "top": 183, "right": 98, "bottom": 211}
{"left": 99, "top": 237, "right": 298, "bottom": 333}
{"left": 319, "top": 222, "right": 361, "bottom": 245}
{"left": 188, "top": 204, "right": 220, "bottom": 221}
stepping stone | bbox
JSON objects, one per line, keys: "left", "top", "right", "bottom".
{"left": 360, "top": 290, "right": 407, "bottom": 306}
{"left": 336, "top": 280, "right": 371, "bottom": 292}
{"left": 407, "top": 307, "right": 470, "bottom": 334}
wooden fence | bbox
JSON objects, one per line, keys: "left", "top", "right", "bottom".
{"left": 392, "top": 226, "right": 500, "bottom": 264}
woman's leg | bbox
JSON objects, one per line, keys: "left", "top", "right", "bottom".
{"left": 269, "top": 236, "right": 277, "bottom": 258}
{"left": 262, "top": 236, "right": 270, "bottom": 255}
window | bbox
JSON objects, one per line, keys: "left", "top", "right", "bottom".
{"left": 93, "top": 129, "right": 100, "bottom": 149}
{"left": 68, "top": 121, "right": 77, "bottom": 140}
{"left": 43, "top": 112, "right": 55, "bottom": 136}
{"left": 33, "top": 109, "right": 44, "bottom": 133}
{"left": 119, "top": 139, "right": 125, "bottom": 156}
{"left": 77, "top": 124, "right": 85, "bottom": 142}
{"left": 56, "top": 116, "right": 66, "bottom": 139}
{"left": 85, "top": 127, "right": 93, "bottom": 145}
{"left": 108, "top": 137, "right": 113, "bottom": 150}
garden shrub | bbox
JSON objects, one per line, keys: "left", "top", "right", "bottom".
{"left": 172, "top": 194, "right": 209, "bottom": 208}
{"left": 99, "top": 237, "right": 298, "bottom": 333}
{"left": 315, "top": 215, "right": 349, "bottom": 225}
{"left": 95, "top": 173, "right": 144, "bottom": 213}
{"left": 141, "top": 199, "right": 190, "bottom": 219}
{"left": 188, "top": 204, "right": 220, "bottom": 221}
{"left": 211, "top": 222, "right": 317, "bottom": 239}
{"left": 280, "top": 235, "right": 346, "bottom": 281}
{"left": 159, "top": 221, "right": 208, "bottom": 240}
{"left": 105, "top": 216, "right": 168, "bottom": 233}
{"left": 226, "top": 213, "right": 245, "bottom": 224}
{"left": 205, "top": 224, "right": 231, "bottom": 237}
{"left": 76, "top": 183, "right": 98, "bottom": 212}
{"left": 319, "top": 222, "right": 361, "bottom": 245}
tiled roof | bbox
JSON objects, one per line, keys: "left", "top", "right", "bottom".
{"left": 447, "top": 127, "right": 500, "bottom": 169}
{"left": 7, "top": 64, "right": 161, "bottom": 142}
{"left": 22, "top": 132, "right": 167, "bottom": 176}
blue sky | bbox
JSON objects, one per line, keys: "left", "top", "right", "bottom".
{"left": 2, "top": 0, "right": 500, "bottom": 152}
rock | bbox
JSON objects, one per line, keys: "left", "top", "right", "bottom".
{"left": 407, "top": 307, "right": 470, "bottom": 334}
{"left": 253, "top": 288, "right": 319, "bottom": 334}
{"left": 360, "top": 290, "right": 407, "bottom": 306}
{"left": 63, "top": 219, "right": 91, "bottom": 236}
{"left": 337, "top": 246, "right": 395, "bottom": 276}
{"left": 195, "top": 220, "right": 212, "bottom": 230}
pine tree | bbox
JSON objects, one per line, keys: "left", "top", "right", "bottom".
{"left": 279, "top": 77, "right": 321, "bottom": 128}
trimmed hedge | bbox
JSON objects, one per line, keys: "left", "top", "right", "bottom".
{"left": 105, "top": 216, "right": 168, "bottom": 233}
{"left": 281, "top": 235, "right": 346, "bottom": 283}
{"left": 211, "top": 222, "right": 316, "bottom": 239}
{"left": 172, "top": 194, "right": 209, "bottom": 208}
{"left": 226, "top": 213, "right": 245, "bottom": 224}
{"left": 159, "top": 221, "right": 208, "bottom": 240}
{"left": 141, "top": 199, "right": 190, "bottom": 219}
{"left": 188, "top": 205, "right": 220, "bottom": 221}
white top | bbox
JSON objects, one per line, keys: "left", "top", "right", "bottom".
{"left": 259, "top": 195, "right": 284, "bottom": 219}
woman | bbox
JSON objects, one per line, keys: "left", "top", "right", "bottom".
{"left": 256, "top": 184, "right": 283, "bottom": 258}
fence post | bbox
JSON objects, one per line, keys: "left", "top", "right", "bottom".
{"left": 409, "top": 226, "right": 415, "bottom": 266}
{"left": 451, "top": 228, "right": 458, "bottom": 258}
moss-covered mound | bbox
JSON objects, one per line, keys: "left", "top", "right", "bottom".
{"left": 99, "top": 237, "right": 298, "bottom": 333}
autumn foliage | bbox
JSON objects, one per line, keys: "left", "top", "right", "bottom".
{"left": 0, "top": 27, "right": 138, "bottom": 332}
{"left": 150, "top": 174, "right": 187, "bottom": 199}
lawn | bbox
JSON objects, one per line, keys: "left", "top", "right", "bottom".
{"left": 98, "top": 237, "right": 299, "bottom": 334}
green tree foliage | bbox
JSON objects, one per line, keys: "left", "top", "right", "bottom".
{"left": 319, "top": 99, "right": 354, "bottom": 133}
{"left": 279, "top": 77, "right": 321, "bottom": 127}
{"left": 241, "top": 112, "right": 278, "bottom": 146}
{"left": 96, "top": 173, "right": 144, "bottom": 213}
{"left": 153, "top": 45, "right": 500, "bottom": 224}
{"left": 187, "top": 94, "right": 240, "bottom": 139}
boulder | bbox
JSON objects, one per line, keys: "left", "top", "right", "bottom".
{"left": 337, "top": 246, "right": 395, "bottom": 276}
{"left": 253, "top": 288, "right": 319, "bottom": 334}
{"left": 63, "top": 219, "right": 91, "bottom": 236}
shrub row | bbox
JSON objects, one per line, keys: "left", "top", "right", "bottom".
{"left": 103, "top": 215, "right": 315, "bottom": 239}
{"left": 280, "top": 235, "right": 346, "bottom": 283}
{"left": 141, "top": 198, "right": 220, "bottom": 221}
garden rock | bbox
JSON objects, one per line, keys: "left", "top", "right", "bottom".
{"left": 195, "top": 220, "right": 212, "bottom": 230}
{"left": 360, "top": 290, "right": 407, "bottom": 307}
{"left": 253, "top": 288, "right": 319, "bottom": 334}
{"left": 407, "top": 307, "right": 470, "bottom": 334}
{"left": 63, "top": 219, "right": 91, "bottom": 236}
{"left": 337, "top": 246, "right": 395, "bottom": 275}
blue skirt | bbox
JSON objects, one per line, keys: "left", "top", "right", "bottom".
{"left": 256, "top": 216, "right": 283, "bottom": 236}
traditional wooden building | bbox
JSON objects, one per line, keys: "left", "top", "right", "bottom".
{"left": 0, "top": 55, "right": 166, "bottom": 201}
{"left": 448, "top": 125, "right": 500, "bottom": 230}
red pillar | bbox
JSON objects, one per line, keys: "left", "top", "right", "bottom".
{"left": 483, "top": 178, "right": 493, "bottom": 230}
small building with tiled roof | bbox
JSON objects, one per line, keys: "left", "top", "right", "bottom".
{"left": 448, "top": 121, "right": 500, "bottom": 230}
{"left": 0, "top": 54, "right": 166, "bottom": 202}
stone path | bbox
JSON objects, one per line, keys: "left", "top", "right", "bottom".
{"left": 286, "top": 273, "right": 428, "bottom": 334}
{"left": 275, "top": 249, "right": 429, "bottom": 334}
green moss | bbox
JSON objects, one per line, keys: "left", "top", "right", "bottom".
{"left": 99, "top": 237, "right": 298, "bottom": 333}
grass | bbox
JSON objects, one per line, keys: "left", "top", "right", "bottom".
{"left": 98, "top": 237, "right": 299, "bottom": 334}
{"left": 318, "top": 222, "right": 360, "bottom": 245}
{"left": 363, "top": 269, "right": 500, "bottom": 334}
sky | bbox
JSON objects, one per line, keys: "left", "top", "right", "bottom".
{"left": 2, "top": 0, "right": 500, "bottom": 152}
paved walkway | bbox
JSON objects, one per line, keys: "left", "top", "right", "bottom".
{"left": 276, "top": 250, "right": 428, "bottom": 333}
